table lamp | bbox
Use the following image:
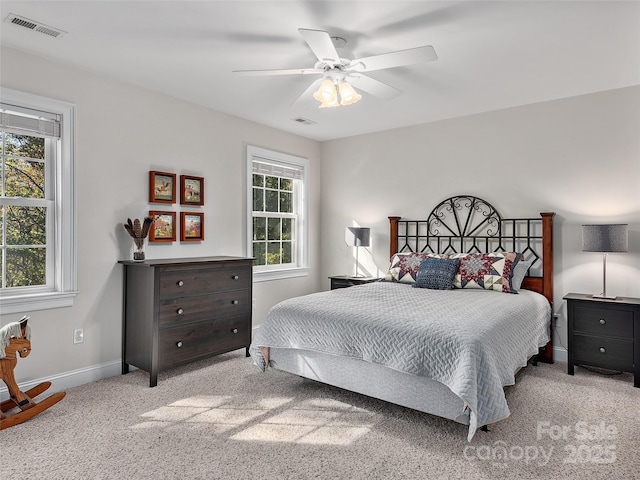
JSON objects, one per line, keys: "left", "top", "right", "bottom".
{"left": 582, "top": 224, "right": 628, "bottom": 299}
{"left": 345, "top": 227, "right": 370, "bottom": 277}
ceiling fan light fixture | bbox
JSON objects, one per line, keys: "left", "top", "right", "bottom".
{"left": 313, "top": 79, "right": 337, "bottom": 104}
{"left": 319, "top": 96, "right": 340, "bottom": 108}
{"left": 338, "top": 81, "right": 362, "bottom": 106}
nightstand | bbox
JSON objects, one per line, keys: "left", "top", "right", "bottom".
{"left": 329, "top": 275, "right": 380, "bottom": 290}
{"left": 564, "top": 293, "right": 640, "bottom": 387}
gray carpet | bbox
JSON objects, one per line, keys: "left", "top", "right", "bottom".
{"left": 1, "top": 350, "right": 638, "bottom": 480}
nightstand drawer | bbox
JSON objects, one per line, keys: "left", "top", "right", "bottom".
{"left": 573, "top": 306, "right": 633, "bottom": 337}
{"left": 332, "top": 278, "right": 360, "bottom": 289}
{"left": 573, "top": 334, "right": 633, "bottom": 369}
{"left": 329, "top": 276, "right": 380, "bottom": 290}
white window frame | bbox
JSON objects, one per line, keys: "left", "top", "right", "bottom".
{"left": 0, "top": 88, "right": 77, "bottom": 313}
{"left": 247, "top": 145, "right": 309, "bottom": 282}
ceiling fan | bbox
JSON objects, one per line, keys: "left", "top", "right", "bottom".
{"left": 233, "top": 28, "right": 437, "bottom": 107}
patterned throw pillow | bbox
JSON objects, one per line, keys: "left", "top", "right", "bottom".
{"left": 413, "top": 257, "right": 461, "bottom": 290}
{"left": 451, "top": 252, "right": 521, "bottom": 293}
{"left": 383, "top": 252, "right": 448, "bottom": 283}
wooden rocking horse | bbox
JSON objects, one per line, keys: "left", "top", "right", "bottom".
{"left": 0, "top": 316, "right": 65, "bottom": 429}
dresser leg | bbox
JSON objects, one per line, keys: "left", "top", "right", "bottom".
{"left": 150, "top": 369, "right": 158, "bottom": 388}
{"left": 568, "top": 362, "right": 574, "bottom": 375}
{"left": 245, "top": 346, "right": 250, "bottom": 357}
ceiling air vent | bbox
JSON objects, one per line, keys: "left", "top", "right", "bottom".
{"left": 4, "top": 13, "right": 66, "bottom": 38}
{"left": 292, "top": 117, "right": 316, "bottom": 126}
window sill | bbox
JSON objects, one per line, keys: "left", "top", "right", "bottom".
{"left": 253, "top": 267, "right": 310, "bottom": 282}
{"left": 0, "top": 291, "right": 78, "bottom": 314}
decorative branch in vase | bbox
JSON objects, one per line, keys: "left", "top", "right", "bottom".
{"left": 123, "top": 217, "right": 154, "bottom": 261}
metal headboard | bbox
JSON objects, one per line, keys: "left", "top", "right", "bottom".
{"left": 388, "top": 195, "right": 555, "bottom": 301}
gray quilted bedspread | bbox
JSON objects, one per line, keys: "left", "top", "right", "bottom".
{"left": 250, "top": 281, "right": 550, "bottom": 441}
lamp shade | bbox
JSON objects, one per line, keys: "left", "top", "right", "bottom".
{"left": 582, "top": 224, "right": 628, "bottom": 252}
{"left": 345, "top": 227, "right": 370, "bottom": 247}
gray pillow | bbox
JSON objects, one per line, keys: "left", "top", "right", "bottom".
{"left": 511, "top": 259, "right": 533, "bottom": 292}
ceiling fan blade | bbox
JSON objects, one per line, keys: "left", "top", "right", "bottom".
{"left": 349, "top": 46, "right": 437, "bottom": 72}
{"left": 298, "top": 28, "right": 340, "bottom": 63}
{"left": 347, "top": 74, "right": 402, "bottom": 100}
{"left": 233, "top": 68, "right": 323, "bottom": 76}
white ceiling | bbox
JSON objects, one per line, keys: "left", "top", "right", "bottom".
{"left": 1, "top": 1, "right": 639, "bottom": 141}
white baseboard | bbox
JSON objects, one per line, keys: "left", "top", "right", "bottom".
{"left": 0, "top": 360, "right": 122, "bottom": 401}
{"left": 553, "top": 346, "right": 568, "bottom": 363}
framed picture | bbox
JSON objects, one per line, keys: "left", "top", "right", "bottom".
{"left": 149, "top": 211, "right": 176, "bottom": 242}
{"left": 180, "top": 175, "right": 204, "bottom": 206}
{"left": 180, "top": 212, "right": 204, "bottom": 241}
{"left": 149, "top": 171, "right": 176, "bottom": 203}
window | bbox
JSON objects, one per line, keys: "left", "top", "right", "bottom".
{"left": 247, "top": 146, "right": 309, "bottom": 281}
{"left": 0, "top": 88, "right": 77, "bottom": 313}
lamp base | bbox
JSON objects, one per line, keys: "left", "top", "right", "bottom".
{"left": 590, "top": 294, "right": 618, "bottom": 300}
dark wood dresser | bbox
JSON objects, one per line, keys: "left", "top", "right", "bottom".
{"left": 564, "top": 292, "right": 639, "bottom": 387}
{"left": 119, "top": 256, "right": 253, "bottom": 386}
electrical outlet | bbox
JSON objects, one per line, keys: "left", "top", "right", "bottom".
{"left": 552, "top": 314, "right": 559, "bottom": 327}
{"left": 74, "top": 328, "right": 84, "bottom": 344}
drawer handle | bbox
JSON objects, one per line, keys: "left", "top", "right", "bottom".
{"left": 599, "top": 319, "right": 606, "bottom": 325}
{"left": 177, "top": 308, "right": 184, "bottom": 315}
{"left": 176, "top": 341, "right": 183, "bottom": 348}
{"left": 599, "top": 347, "right": 606, "bottom": 354}
{"left": 231, "top": 328, "right": 238, "bottom": 334}
{"left": 232, "top": 275, "right": 239, "bottom": 280}
{"left": 232, "top": 300, "right": 239, "bottom": 305}
{"left": 177, "top": 280, "right": 184, "bottom": 287}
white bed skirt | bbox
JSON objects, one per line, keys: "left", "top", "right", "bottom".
{"left": 268, "top": 347, "right": 470, "bottom": 425}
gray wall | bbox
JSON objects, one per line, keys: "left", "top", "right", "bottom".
{"left": 0, "top": 46, "right": 322, "bottom": 384}
{"left": 320, "top": 85, "right": 640, "bottom": 351}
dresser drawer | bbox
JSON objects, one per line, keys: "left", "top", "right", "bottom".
{"left": 158, "top": 315, "right": 251, "bottom": 368}
{"left": 573, "top": 306, "right": 633, "bottom": 337}
{"left": 158, "top": 289, "right": 250, "bottom": 327}
{"left": 572, "top": 333, "right": 633, "bottom": 370}
{"left": 159, "top": 265, "right": 251, "bottom": 297}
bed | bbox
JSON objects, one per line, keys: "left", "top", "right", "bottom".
{"left": 250, "top": 195, "right": 555, "bottom": 441}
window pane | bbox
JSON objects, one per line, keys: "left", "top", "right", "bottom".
{"left": 5, "top": 158, "right": 45, "bottom": 198}
{"left": 265, "top": 176, "right": 279, "bottom": 189}
{"left": 6, "top": 206, "right": 46, "bottom": 244}
{"left": 6, "top": 247, "right": 46, "bottom": 287}
{"left": 282, "top": 241, "right": 292, "bottom": 263}
{"left": 280, "top": 178, "right": 292, "bottom": 191}
{"left": 280, "top": 191, "right": 292, "bottom": 213}
{"left": 265, "top": 190, "right": 279, "bottom": 212}
{"left": 282, "top": 218, "right": 293, "bottom": 240}
{"left": 252, "top": 242, "right": 266, "bottom": 266}
{"left": 253, "top": 217, "right": 266, "bottom": 241}
{"left": 252, "top": 187, "right": 264, "bottom": 212}
{"left": 252, "top": 174, "right": 263, "bottom": 187}
{"left": 267, "top": 241, "right": 281, "bottom": 264}
{"left": 267, "top": 217, "right": 280, "bottom": 240}
{"left": 4, "top": 133, "right": 44, "bottom": 159}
